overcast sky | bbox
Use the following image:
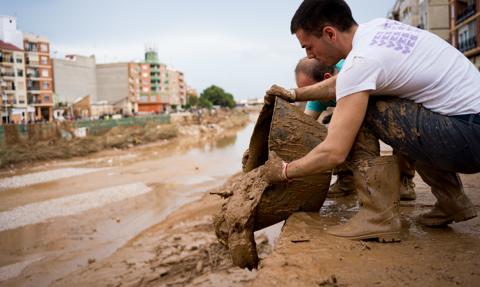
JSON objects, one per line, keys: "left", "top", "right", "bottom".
{"left": 2, "top": 0, "right": 396, "bottom": 100}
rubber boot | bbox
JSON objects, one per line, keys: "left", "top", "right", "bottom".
{"left": 396, "top": 152, "right": 416, "bottom": 201}
{"left": 400, "top": 175, "right": 416, "bottom": 201}
{"left": 416, "top": 162, "right": 477, "bottom": 227}
{"left": 327, "top": 156, "right": 401, "bottom": 242}
{"left": 328, "top": 171, "right": 355, "bottom": 198}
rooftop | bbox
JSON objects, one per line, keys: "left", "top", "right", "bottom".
{"left": 0, "top": 40, "right": 23, "bottom": 52}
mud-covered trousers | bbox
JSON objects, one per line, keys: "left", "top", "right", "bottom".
{"left": 349, "top": 97, "right": 480, "bottom": 196}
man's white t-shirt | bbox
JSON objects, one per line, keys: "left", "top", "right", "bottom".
{"left": 336, "top": 18, "right": 480, "bottom": 116}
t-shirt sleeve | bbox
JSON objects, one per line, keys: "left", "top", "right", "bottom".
{"left": 336, "top": 56, "right": 384, "bottom": 101}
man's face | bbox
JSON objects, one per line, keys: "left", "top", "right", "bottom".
{"left": 296, "top": 28, "right": 341, "bottom": 66}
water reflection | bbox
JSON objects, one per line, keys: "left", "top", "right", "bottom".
{"left": 214, "top": 134, "right": 237, "bottom": 149}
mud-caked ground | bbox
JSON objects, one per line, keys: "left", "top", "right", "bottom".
{"left": 253, "top": 173, "right": 480, "bottom": 287}
{"left": 49, "top": 172, "right": 480, "bottom": 287}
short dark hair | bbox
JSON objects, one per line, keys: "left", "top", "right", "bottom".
{"left": 295, "top": 57, "right": 334, "bottom": 82}
{"left": 291, "top": 0, "right": 357, "bottom": 36}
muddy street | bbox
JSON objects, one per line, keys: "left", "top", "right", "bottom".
{"left": 0, "top": 121, "right": 258, "bottom": 287}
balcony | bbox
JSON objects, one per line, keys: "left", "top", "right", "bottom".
{"left": 457, "top": 4, "right": 477, "bottom": 24}
{"left": 27, "top": 72, "right": 41, "bottom": 79}
{"left": 1, "top": 71, "right": 15, "bottom": 78}
{"left": 27, "top": 59, "right": 51, "bottom": 66}
{"left": 459, "top": 36, "right": 478, "bottom": 52}
{"left": 27, "top": 95, "right": 41, "bottom": 105}
{"left": 0, "top": 57, "right": 14, "bottom": 65}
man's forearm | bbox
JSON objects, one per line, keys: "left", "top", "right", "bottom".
{"left": 294, "top": 76, "right": 336, "bottom": 102}
{"left": 286, "top": 142, "right": 342, "bottom": 178}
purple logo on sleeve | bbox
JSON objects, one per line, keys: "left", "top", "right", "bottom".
{"left": 369, "top": 20, "right": 420, "bottom": 54}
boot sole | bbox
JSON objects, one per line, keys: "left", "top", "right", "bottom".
{"left": 328, "top": 231, "right": 401, "bottom": 243}
{"left": 419, "top": 214, "right": 477, "bottom": 228}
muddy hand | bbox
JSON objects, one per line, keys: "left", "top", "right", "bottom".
{"left": 265, "top": 85, "right": 296, "bottom": 104}
{"left": 263, "top": 151, "right": 287, "bottom": 183}
{"left": 241, "top": 148, "right": 249, "bottom": 172}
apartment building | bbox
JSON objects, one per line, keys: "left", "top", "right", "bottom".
{"left": 450, "top": 0, "right": 480, "bottom": 69}
{"left": 167, "top": 69, "right": 187, "bottom": 107}
{"left": 53, "top": 55, "right": 97, "bottom": 105}
{"left": 0, "top": 40, "right": 30, "bottom": 123}
{"left": 24, "top": 33, "right": 54, "bottom": 121}
{"left": 137, "top": 48, "right": 169, "bottom": 113}
{"left": 96, "top": 62, "right": 139, "bottom": 116}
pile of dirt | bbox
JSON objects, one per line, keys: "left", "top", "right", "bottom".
{"left": 0, "top": 110, "right": 249, "bottom": 170}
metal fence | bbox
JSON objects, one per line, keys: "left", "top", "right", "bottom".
{"left": 73, "top": 115, "right": 170, "bottom": 136}
{"left": 0, "top": 114, "right": 171, "bottom": 144}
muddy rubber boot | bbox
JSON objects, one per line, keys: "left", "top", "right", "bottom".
{"left": 327, "top": 156, "right": 401, "bottom": 242}
{"left": 328, "top": 171, "right": 355, "bottom": 198}
{"left": 415, "top": 164, "right": 477, "bottom": 227}
{"left": 400, "top": 176, "right": 416, "bottom": 201}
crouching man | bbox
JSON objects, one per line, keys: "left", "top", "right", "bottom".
{"left": 263, "top": 0, "right": 480, "bottom": 242}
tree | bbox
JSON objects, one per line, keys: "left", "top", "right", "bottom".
{"left": 200, "top": 85, "right": 236, "bottom": 108}
{"left": 198, "top": 97, "right": 213, "bottom": 109}
{"left": 187, "top": 94, "right": 200, "bottom": 107}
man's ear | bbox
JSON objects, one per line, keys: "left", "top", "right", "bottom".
{"left": 324, "top": 73, "right": 332, "bottom": 79}
{"left": 323, "top": 26, "right": 336, "bottom": 40}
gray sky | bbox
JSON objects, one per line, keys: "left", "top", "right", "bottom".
{"left": 2, "top": 0, "right": 396, "bottom": 100}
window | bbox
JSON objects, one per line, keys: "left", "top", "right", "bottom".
{"left": 40, "top": 43, "right": 48, "bottom": 52}
{"left": 16, "top": 57, "right": 23, "bottom": 64}
{"left": 43, "top": 82, "right": 49, "bottom": 89}
{"left": 44, "top": 95, "right": 49, "bottom": 102}
{"left": 17, "top": 69, "right": 23, "bottom": 77}
{"left": 16, "top": 81, "right": 24, "bottom": 90}
{"left": 41, "top": 69, "right": 49, "bottom": 77}
{"left": 40, "top": 56, "right": 48, "bottom": 65}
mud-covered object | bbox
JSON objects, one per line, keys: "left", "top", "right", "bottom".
{"left": 213, "top": 98, "right": 331, "bottom": 270}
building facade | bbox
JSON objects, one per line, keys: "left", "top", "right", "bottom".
{"left": 96, "top": 62, "right": 139, "bottom": 116}
{"left": 0, "top": 40, "right": 30, "bottom": 123}
{"left": 24, "top": 33, "right": 54, "bottom": 121}
{"left": 53, "top": 55, "right": 97, "bottom": 105}
{"left": 449, "top": 0, "right": 480, "bottom": 69}
{"left": 390, "top": 0, "right": 422, "bottom": 27}
{"left": 167, "top": 68, "right": 187, "bottom": 107}
{"left": 390, "top": 0, "right": 450, "bottom": 40}
{"left": 0, "top": 16, "right": 23, "bottom": 49}
{"left": 419, "top": 0, "right": 450, "bottom": 40}
{"left": 137, "top": 49, "right": 169, "bottom": 113}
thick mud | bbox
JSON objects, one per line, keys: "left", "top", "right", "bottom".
{"left": 213, "top": 99, "right": 332, "bottom": 269}
{"left": 213, "top": 169, "right": 270, "bottom": 270}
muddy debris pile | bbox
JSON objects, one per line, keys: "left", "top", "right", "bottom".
{"left": 213, "top": 98, "right": 332, "bottom": 270}
{"left": 213, "top": 169, "right": 270, "bottom": 270}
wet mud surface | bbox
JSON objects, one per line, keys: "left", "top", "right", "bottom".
{"left": 252, "top": 173, "right": 480, "bottom": 287}
{"left": 0, "top": 118, "right": 255, "bottom": 287}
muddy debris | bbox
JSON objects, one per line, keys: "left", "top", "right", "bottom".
{"left": 213, "top": 168, "right": 270, "bottom": 270}
{"left": 213, "top": 98, "right": 332, "bottom": 270}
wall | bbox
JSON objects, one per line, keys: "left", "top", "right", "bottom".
{"left": 96, "top": 63, "right": 129, "bottom": 106}
{"left": 53, "top": 55, "right": 97, "bottom": 104}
